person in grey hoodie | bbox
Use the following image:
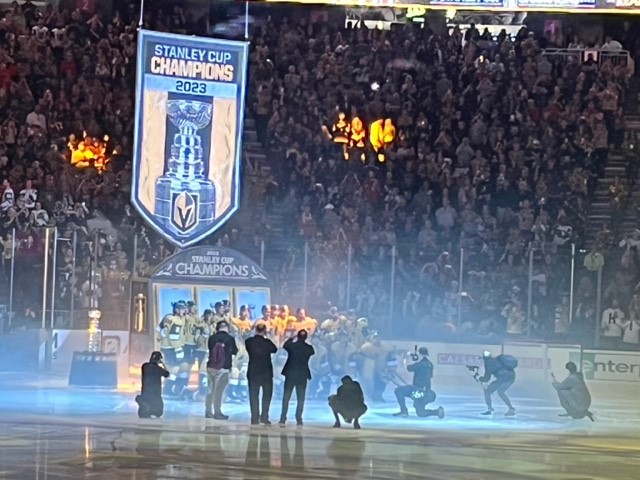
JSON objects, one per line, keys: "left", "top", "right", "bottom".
{"left": 552, "top": 361, "right": 594, "bottom": 421}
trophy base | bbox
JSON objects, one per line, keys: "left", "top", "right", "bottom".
{"left": 155, "top": 177, "right": 216, "bottom": 236}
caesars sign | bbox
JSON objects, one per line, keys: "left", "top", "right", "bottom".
{"left": 153, "top": 248, "right": 268, "bottom": 284}
{"left": 132, "top": 31, "right": 248, "bottom": 248}
{"left": 572, "top": 351, "right": 640, "bottom": 382}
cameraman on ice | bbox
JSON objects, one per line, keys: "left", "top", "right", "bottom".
{"left": 479, "top": 351, "right": 517, "bottom": 417}
{"left": 136, "top": 351, "right": 170, "bottom": 418}
{"left": 393, "top": 347, "right": 444, "bottom": 419}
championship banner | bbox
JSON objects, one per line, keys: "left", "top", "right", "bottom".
{"left": 132, "top": 31, "right": 248, "bottom": 248}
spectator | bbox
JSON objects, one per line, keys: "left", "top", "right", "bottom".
{"left": 435, "top": 198, "right": 457, "bottom": 234}
{"left": 601, "top": 299, "right": 624, "bottom": 348}
{"left": 25, "top": 104, "right": 47, "bottom": 135}
{"left": 30, "top": 202, "right": 49, "bottom": 227}
{"left": 601, "top": 36, "right": 623, "bottom": 51}
{"left": 1, "top": 180, "right": 14, "bottom": 211}
{"left": 0, "top": 2, "right": 633, "bottom": 346}
{"left": 621, "top": 294, "right": 640, "bottom": 349}
{"left": 19, "top": 180, "right": 36, "bottom": 210}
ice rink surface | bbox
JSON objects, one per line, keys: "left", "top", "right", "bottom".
{"left": 0, "top": 373, "right": 638, "bottom": 480}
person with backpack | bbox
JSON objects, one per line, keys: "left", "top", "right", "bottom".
{"left": 205, "top": 320, "right": 238, "bottom": 420}
{"left": 479, "top": 350, "right": 517, "bottom": 417}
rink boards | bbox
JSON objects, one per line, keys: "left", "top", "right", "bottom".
{"left": 41, "top": 331, "right": 640, "bottom": 398}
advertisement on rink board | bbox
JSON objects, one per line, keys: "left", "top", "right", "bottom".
{"left": 42, "top": 332, "right": 640, "bottom": 387}
{"left": 380, "top": 341, "right": 576, "bottom": 382}
{"left": 575, "top": 351, "right": 640, "bottom": 382}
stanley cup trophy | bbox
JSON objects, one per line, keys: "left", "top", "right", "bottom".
{"left": 155, "top": 100, "right": 216, "bottom": 237}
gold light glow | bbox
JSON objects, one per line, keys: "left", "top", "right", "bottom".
{"left": 323, "top": 113, "right": 396, "bottom": 162}
{"left": 68, "top": 132, "right": 111, "bottom": 173}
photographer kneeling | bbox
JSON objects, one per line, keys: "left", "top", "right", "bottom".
{"left": 136, "top": 351, "right": 170, "bottom": 418}
{"left": 393, "top": 347, "right": 444, "bottom": 419}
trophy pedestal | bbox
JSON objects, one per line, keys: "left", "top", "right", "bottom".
{"left": 68, "top": 351, "right": 118, "bottom": 388}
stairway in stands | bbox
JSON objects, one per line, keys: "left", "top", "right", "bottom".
{"left": 237, "top": 118, "right": 306, "bottom": 304}
{"left": 232, "top": 116, "right": 293, "bottom": 297}
{"left": 585, "top": 79, "right": 640, "bottom": 248}
{"left": 584, "top": 151, "right": 638, "bottom": 247}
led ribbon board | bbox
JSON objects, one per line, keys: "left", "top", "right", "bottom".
{"left": 132, "top": 31, "right": 248, "bottom": 248}
{"left": 429, "top": 0, "right": 504, "bottom": 5}
{"left": 516, "top": 0, "right": 595, "bottom": 7}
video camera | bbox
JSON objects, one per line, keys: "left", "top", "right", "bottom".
{"left": 466, "top": 365, "right": 480, "bottom": 382}
{"left": 409, "top": 345, "right": 419, "bottom": 362}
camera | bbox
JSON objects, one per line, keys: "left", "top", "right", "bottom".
{"left": 409, "top": 345, "right": 419, "bottom": 362}
{"left": 466, "top": 365, "right": 480, "bottom": 381}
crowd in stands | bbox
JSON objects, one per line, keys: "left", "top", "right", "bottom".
{"left": 0, "top": 0, "right": 177, "bottom": 326}
{"left": 246, "top": 16, "right": 636, "bottom": 344}
{"left": 0, "top": 1, "right": 638, "bottom": 347}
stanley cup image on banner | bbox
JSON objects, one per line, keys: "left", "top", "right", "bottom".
{"left": 132, "top": 31, "right": 248, "bottom": 247}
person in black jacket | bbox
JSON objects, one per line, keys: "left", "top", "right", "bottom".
{"left": 205, "top": 320, "right": 239, "bottom": 420}
{"left": 393, "top": 347, "right": 444, "bottom": 418}
{"left": 245, "top": 323, "right": 278, "bottom": 425}
{"left": 480, "top": 351, "right": 516, "bottom": 416}
{"left": 278, "top": 329, "right": 315, "bottom": 426}
{"left": 136, "top": 351, "right": 170, "bottom": 418}
{"left": 329, "top": 375, "right": 367, "bottom": 429}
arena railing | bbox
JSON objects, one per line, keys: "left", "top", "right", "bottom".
{"left": 541, "top": 48, "right": 635, "bottom": 76}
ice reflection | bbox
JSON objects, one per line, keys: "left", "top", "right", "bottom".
{"left": 0, "top": 384, "right": 639, "bottom": 480}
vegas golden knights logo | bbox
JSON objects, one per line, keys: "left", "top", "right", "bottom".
{"left": 172, "top": 191, "right": 198, "bottom": 232}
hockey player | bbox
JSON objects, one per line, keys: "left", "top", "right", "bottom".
{"left": 193, "top": 313, "right": 211, "bottom": 370}
{"left": 228, "top": 338, "right": 249, "bottom": 402}
{"left": 359, "top": 331, "right": 394, "bottom": 403}
{"left": 295, "top": 308, "right": 318, "bottom": 336}
{"left": 212, "top": 302, "right": 229, "bottom": 325}
{"left": 157, "top": 301, "right": 187, "bottom": 366}
{"left": 308, "top": 336, "right": 331, "bottom": 398}
{"left": 183, "top": 301, "right": 199, "bottom": 365}
{"left": 255, "top": 305, "right": 273, "bottom": 332}
{"left": 232, "top": 305, "right": 254, "bottom": 339}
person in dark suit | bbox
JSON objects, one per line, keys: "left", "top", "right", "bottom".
{"left": 279, "top": 329, "right": 315, "bottom": 426}
{"left": 328, "top": 375, "right": 368, "bottom": 429}
{"left": 245, "top": 323, "right": 278, "bottom": 425}
{"left": 136, "top": 351, "right": 170, "bottom": 418}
